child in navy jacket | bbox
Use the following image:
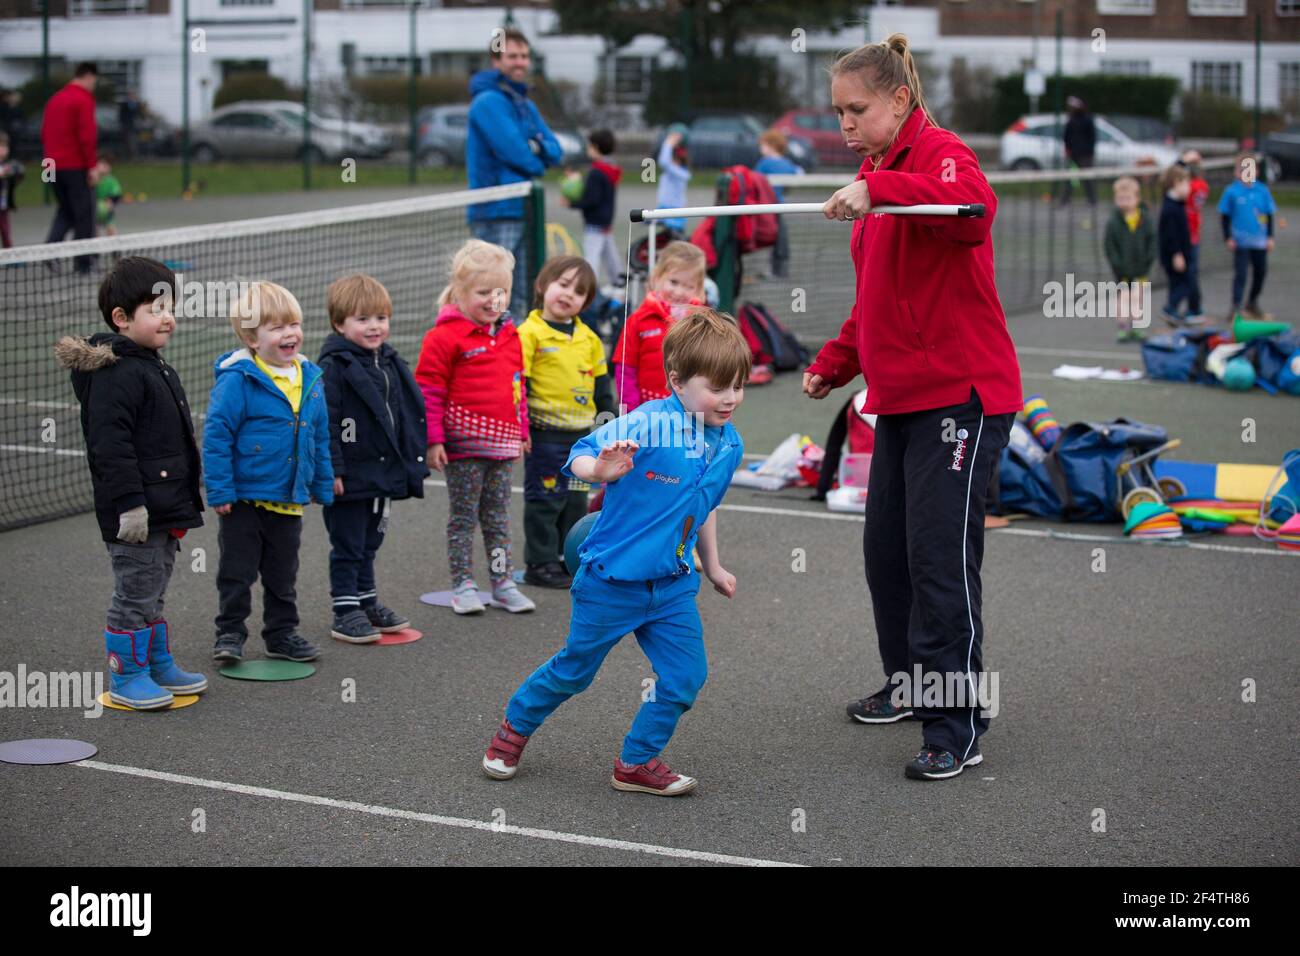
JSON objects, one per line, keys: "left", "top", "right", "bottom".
{"left": 318, "top": 274, "right": 429, "bottom": 643}
{"left": 1157, "top": 165, "right": 1195, "bottom": 326}
{"left": 566, "top": 128, "right": 623, "bottom": 286}
{"left": 203, "top": 281, "right": 333, "bottom": 663}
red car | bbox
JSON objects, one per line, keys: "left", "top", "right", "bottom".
{"left": 773, "top": 109, "right": 860, "bottom": 168}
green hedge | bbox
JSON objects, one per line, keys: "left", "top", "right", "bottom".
{"left": 992, "top": 73, "right": 1180, "bottom": 130}
{"left": 644, "top": 55, "right": 790, "bottom": 126}
{"left": 213, "top": 73, "right": 300, "bottom": 110}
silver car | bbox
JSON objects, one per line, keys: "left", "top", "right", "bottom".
{"left": 189, "top": 101, "right": 388, "bottom": 163}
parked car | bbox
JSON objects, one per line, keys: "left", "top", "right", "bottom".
{"left": 1106, "top": 113, "right": 1176, "bottom": 149}
{"left": 1262, "top": 123, "right": 1300, "bottom": 180}
{"left": 11, "top": 103, "right": 177, "bottom": 161}
{"left": 189, "top": 101, "right": 389, "bottom": 163}
{"left": 1001, "top": 113, "right": 1180, "bottom": 171}
{"left": 658, "top": 114, "right": 817, "bottom": 172}
{"left": 773, "top": 108, "right": 860, "bottom": 168}
{"left": 417, "top": 103, "right": 584, "bottom": 168}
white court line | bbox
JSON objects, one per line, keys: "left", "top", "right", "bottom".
{"left": 1, "top": 443, "right": 85, "bottom": 457}
{"left": 421, "top": 480, "right": 1295, "bottom": 558}
{"left": 73, "top": 759, "right": 801, "bottom": 867}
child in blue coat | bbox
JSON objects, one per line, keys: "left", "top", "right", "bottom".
{"left": 203, "top": 280, "right": 333, "bottom": 663}
{"left": 482, "top": 310, "right": 749, "bottom": 797}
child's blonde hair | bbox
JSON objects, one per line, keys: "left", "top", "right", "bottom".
{"left": 650, "top": 241, "right": 707, "bottom": 290}
{"left": 229, "top": 280, "right": 302, "bottom": 343}
{"left": 328, "top": 273, "right": 392, "bottom": 331}
{"left": 1111, "top": 176, "right": 1140, "bottom": 199}
{"left": 663, "top": 308, "right": 751, "bottom": 390}
{"left": 759, "top": 128, "right": 788, "bottom": 154}
{"left": 438, "top": 239, "right": 515, "bottom": 309}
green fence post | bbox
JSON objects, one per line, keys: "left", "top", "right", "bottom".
{"left": 528, "top": 181, "right": 547, "bottom": 304}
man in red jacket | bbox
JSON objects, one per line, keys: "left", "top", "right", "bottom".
{"left": 42, "top": 62, "right": 98, "bottom": 273}
{"left": 804, "top": 36, "right": 1021, "bottom": 782}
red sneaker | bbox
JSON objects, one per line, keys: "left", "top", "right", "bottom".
{"left": 611, "top": 757, "right": 697, "bottom": 796}
{"left": 482, "top": 718, "right": 530, "bottom": 780}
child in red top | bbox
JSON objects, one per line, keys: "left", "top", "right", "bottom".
{"left": 1178, "top": 148, "right": 1209, "bottom": 323}
{"left": 611, "top": 241, "right": 706, "bottom": 410}
{"left": 416, "top": 239, "right": 535, "bottom": 615}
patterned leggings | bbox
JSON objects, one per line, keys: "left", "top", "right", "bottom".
{"left": 444, "top": 457, "right": 516, "bottom": 588}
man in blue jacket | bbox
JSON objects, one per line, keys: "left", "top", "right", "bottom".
{"left": 467, "top": 27, "right": 562, "bottom": 319}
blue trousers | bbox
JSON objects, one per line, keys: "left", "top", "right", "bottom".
{"left": 1232, "top": 247, "right": 1268, "bottom": 308}
{"left": 506, "top": 563, "right": 706, "bottom": 765}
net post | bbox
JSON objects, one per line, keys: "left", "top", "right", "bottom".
{"left": 713, "top": 172, "right": 738, "bottom": 315}
{"left": 527, "top": 181, "right": 546, "bottom": 308}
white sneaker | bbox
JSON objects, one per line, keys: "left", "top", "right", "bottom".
{"left": 490, "top": 579, "right": 536, "bottom": 614}
{"left": 451, "top": 581, "right": 485, "bottom": 615}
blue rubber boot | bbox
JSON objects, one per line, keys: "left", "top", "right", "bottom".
{"left": 106, "top": 627, "right": 174, "bottom": 710}
{"left": 147, "top": 619, "right": 209, "bottom": 694}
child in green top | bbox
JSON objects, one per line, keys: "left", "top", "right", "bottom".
{"left": 93, "top": 155, "right": 123, "bottom": 237}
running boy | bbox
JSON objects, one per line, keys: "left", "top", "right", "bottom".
{"left": 203, "top": 281, "right": 334, "bottom": 662}
{"left": 318, "top": 274, "right": 429, "bottom": 643}
{"left": 518, "top": 255, "right": 615, "bottom": 589}
{"left": 482, "top": 309, "right": 749, "bottom": 796}
{"left": 55, "top": 256, "right": 207, "bottom": 709}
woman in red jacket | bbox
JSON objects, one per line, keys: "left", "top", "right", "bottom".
{"left": 804, "top": 34, "right": 1021, "bottom": 781}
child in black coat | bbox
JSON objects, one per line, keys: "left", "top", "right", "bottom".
{"left": 566, "top": 128, "right": 623, "bottom": 286}
{"left": 54, "top": 256, "right": 207, "bottom": 709}
{"left": 1157, "top": 165, "right": 1197, "bottom": 327}
{"left": 318, "top": 274, "right": 431, "bottom": 643}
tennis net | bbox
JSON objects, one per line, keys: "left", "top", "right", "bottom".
{"left": 0, "top": 181, "right": 537, "bottom": 531}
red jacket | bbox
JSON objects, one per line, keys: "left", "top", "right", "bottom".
{"left": 611, "top": 293, "right": 679, "bottom": 407}
{"left": 1186, "top": 177, "right": 1209, "bottom": 245}
{"left": 807, "top": 108, "right": 1021, "bottom": 417}
{"left": 41, "top": 82, "right": 97, "bottom": 171}
{"left": 415, "top": 303, "right": 529, "bottom": 461}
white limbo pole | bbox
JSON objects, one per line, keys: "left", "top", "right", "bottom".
{"left": 631, "top": 202, "right": 985, "bottom": 221}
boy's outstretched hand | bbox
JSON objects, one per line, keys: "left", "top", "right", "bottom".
{"left": 593, "top": 439, "right": 639, "bottom": 482}
{"left": 706, "top": 564, "right": 736, "bottom": 599}
{"left": 802, "top": 371, "right": 832, "bottom": 399}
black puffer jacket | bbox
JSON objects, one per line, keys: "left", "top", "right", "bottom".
{"left": 55, "top": 333, "right": 204, "bottom": 543}
{"left": 317, "top": 333, "right": 429, "bottom": 501}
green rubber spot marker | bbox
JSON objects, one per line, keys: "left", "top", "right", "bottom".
{"left": 218, "top": 660, "right": 316, "bottom": 681}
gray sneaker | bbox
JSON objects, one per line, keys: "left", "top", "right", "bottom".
{"left": 331, "top": 608, "right": 382, "bottom": 644}
{"left": 491, "top": 579, "right": 536, "bottom": 614}
{"left": 451, "top": 581, "right": 486, "bottom": 615}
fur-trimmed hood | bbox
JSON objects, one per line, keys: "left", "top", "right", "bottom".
{"left": 54, "top": 332, "right": 142, "bottom": 372}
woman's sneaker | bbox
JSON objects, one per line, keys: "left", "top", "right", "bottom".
{"left": 482, "top": 718, "right": 530, "bottom": 780}
{"left": 264, "top": 633, "right": 320, "bottom": 662}
{"left": 611, "top": 757, "right": 697, "bottom": 796}
{"left": 451, "top": 581, "right": 485, "bottom": 615}
{"left": 846, "top": 689, "right": 915, "bottom": 724}
{"left": 212, "top": 633, "right": 246, "bottom": 662}
{"left": 331, "top": 609, "right": 381, "bottom": 644}
{"left": 490, "top": 579, "right": 536, "bottom": 613}
{"left": 904, "top": 744, "right": 982, "bottom": 781}
{"left": 364, "top": 603, "right": 409, "bottom": 632}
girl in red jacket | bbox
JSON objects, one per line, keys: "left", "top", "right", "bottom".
{"left": 611, "top": 241, "right": 706, "bottom": 410}
{"left": 804, "top": 34, "right": 1021, "bottom": 781}
{"left": 416, "top": 239, "right": 535, "bottom": 615}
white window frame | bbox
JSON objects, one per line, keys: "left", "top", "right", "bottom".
{"left": 1188, "top": 0, "right": 1245, "bottom": 14}
{"left": 1279, "top": 1, "right": 1300, "bottom": 17}
{"left": 68, "top": 0, "right": 148, "bottom": 15}
{"left": 96, "top": 59, "right": 142, "bottom": 97}
{"left": 1280, "top": 63, "right": 1300, "bottom": 100}
{"left": 1100, "top": 59, "right": 1152, "bottom": 75}
{"left": 1191, "top": 61, "right": 1242, "bottom": 99}
{"left": 1097, "top": 0, "right": 1155, "bottom": 14}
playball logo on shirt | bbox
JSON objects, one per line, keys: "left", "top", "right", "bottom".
{"left": 949, "top": 428, "right": 969, "bottom": 472}
{"left": 644, "top": 470, "right": 681, "bottom": 485}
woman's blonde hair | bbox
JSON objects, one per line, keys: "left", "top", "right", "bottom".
{"left": 437, "top": 239, "right": 515, "bottom": 309}
{"left": 830, "top": 33, "right": 937, "bottom": 130}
